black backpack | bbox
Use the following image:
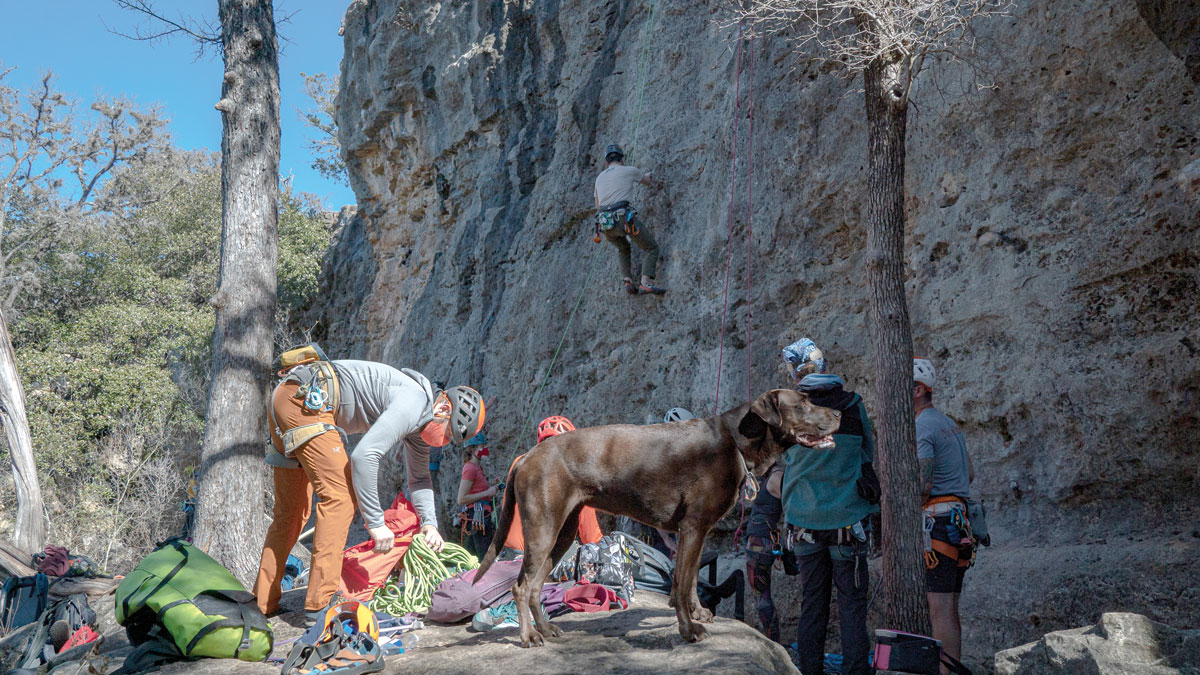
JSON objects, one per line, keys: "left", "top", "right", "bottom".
{"left": 1, "top": 573, "right": 49, "bottom": 631}
{"left": 612, "top": 531, "right": 674, "bottom": 595}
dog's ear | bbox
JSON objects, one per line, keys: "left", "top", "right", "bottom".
{"left": 749, "top": 389, "right": 783, "bottom": 430}
{"left": 738, "top": 409, "right": 768, "bottom": 439}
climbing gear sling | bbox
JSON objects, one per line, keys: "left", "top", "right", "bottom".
{"left": 272, "top": 343, "right": 341, "bottom": 459}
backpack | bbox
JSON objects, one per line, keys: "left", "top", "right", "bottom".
{"left": 12, "top": 593, "right": 99, "bottom": 670}
{"left": 1, "top": 573, "right": 49, "bottom": 631}
{"left": 611, "top": 531, "right": 673, "bottom": 595}
{"left": 425, "top": 559, "right": 523, "bottom": 623}
{"left": 114, "top": 539, "right": 273, "bottom": 669}
{"left": 576, "top": 535, "right": 635, "bottom": 604}
{"left": 547, "top": 540, "right": 581, "bottom": 582}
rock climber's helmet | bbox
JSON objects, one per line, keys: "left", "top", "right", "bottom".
{"left": 465, "top": 431, "right": 489, "bottom": 457}
{"left": 537, "top": 415, "right": 576, "bottom": 443}
{"left": 446, "top": 386, "right": 486, "bottom": 443}
{"left": 782, "top": 337, "right": 826, "bottom": 381}
{"left": 604, "top": 143, "right": 624, "bottom": 163}
{"left": 913, "top": 358, "right": 936, "bottom": 391}
{"left": 663, "top": 407, "right": 694, "bottom": 423}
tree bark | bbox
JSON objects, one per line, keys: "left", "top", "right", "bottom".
{"left": 0, "top": 307, "right": 46, "bottom": 555}
{"left": 862, "top": 57, "right": 931, "bottom": 636}
{"left": 192, "top": 0, "right": 280, "bottom": 584}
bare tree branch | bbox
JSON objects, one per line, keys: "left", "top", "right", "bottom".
{"left": 105, "top": 0, "right": 222, "bottom": 57}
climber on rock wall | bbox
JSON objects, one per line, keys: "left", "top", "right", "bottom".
{"left": 594, "top": 143, "right": 667, "bottom": 295}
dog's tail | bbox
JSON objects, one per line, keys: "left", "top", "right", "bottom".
{"left": 474, "top": 456, "right": 521, "bottom": 584}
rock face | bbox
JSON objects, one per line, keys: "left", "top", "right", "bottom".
{"left": 994, "top": 612, "right": 1200, "bottom": 675}
{"left": 321, "top": 0, "right": 1200, "bottom": 665}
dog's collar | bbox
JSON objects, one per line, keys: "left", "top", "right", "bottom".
{"left": 736, "top": 451, "right": 759, "bottom": 502}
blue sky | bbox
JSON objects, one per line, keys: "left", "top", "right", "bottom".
{"left": 0, "top": 0, "right": 355, "bottom": 209}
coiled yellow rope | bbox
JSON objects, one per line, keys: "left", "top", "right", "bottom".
{"left": 369, "top": 534, "right": 479, "bottom": 616}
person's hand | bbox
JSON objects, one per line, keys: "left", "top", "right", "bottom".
{"left": 421, "top": 524, "right": 445, "bottom": 553}
{"left": 487, "top": 485, "right": 499, "bottom": 497}
{"left": 368, "top": 525, "right": 395, "bottom": 553}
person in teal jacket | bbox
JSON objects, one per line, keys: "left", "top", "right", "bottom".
{"left": 781, "top": 363, "right": 881, "bottom": 675}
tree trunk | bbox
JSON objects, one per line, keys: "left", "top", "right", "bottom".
{"left": 0, "top": 307, "right": 46, "bottom": 555}
{"left": 862, "top": 58, "right": 931, "bottom": 636}
{"left": 192, "top": 0, "right": 280, "bottom": 584}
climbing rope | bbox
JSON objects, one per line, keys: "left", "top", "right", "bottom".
{"left": 518, "top": 0, "right": 660, "bottom": 447}
{"left": 627, "top": 0, "right": 661, "bottom": 164}
{"left": 368, "top": 534, "right": 479, "bottom": 616}
{"left": 713, "top": 22, "right": 747, "bottom": 415}
{"left": 518, "top": 252, "right": 602, "bottom": 449}
{"left": 744, "top": 37, "right": 756, "bottom": 403}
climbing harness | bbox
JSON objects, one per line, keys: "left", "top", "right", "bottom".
{"left": 922, "top": 496, "right": 976, "bottom": 569}
{"left": 593, "top": 201, "right": 640, "bottom": 242}
{"left": 271, "top": 344, "right": 342, "bottom": 459}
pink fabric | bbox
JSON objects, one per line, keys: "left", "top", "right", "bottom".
{"left": 461, "top": 462, "right": 490, "bottom": 496}
{"left": 338, "top": 494, "right": 420, "bottom": 602}
{"left": 562, "top": 583, "right": 627, "bottom": 613}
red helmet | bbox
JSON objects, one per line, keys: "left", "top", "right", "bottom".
{"left": 537, "top": 415, "right": 576, "bottom": 443}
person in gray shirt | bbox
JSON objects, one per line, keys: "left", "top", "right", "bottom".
{"left": 913, "top": 357, "right": 975, "bottom": 669}
{"left": 255, "top": 357, "right": 484, "bottom": 615}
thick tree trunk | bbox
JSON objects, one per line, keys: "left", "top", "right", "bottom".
{"left": 0, "top": 307, "right": 46, "bottom": 555}
{"left": 193, "top": 0, "right": 280, "bottom": 584}
{"left": 862, "top": 58, "right": 931, "bottom": 636}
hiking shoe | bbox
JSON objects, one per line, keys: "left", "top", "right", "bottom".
{"left": 638, "top": 283, "right": 667, "bottom": 295}
{"left": 623, "top": 278, "right": 638, "bottom": 295}
{"left": 50, "top": 620, "right": 71, "bottom": 652}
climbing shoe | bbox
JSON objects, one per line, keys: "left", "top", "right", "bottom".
{"left": 638, "top": 283, "right": 667, "bottom": 295}
{"left": 623, "top": 278, "right": 638, "bottom": 295}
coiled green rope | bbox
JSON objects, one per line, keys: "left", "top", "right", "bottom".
{"left": 369, "top": 534, "right": 480, "bottom": 616}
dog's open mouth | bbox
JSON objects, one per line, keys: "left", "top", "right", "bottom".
{"left": 797, "top": 434, "right": 836, "bottom": 449}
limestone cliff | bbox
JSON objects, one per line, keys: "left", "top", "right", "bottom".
{"left": 320, "top": 0, "right": 1200, "bottom": 664}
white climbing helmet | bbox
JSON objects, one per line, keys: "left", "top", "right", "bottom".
{"left": 664, "top": 407, "right": 695, "bottom": 423}
{"left": 913, "top": 358, "right": 936, "bottom": 390}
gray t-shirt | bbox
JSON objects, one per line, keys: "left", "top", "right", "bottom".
{"left": 594, "top": 164, "right": 646, "bottom": 208}
{"left": 916, "top": 408, "right": 971, "bottom": 499}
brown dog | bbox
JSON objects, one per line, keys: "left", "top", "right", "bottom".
{"left": 474, "top": 389, "right": 841, "bottom": 647}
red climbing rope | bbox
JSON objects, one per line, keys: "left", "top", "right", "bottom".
{"left": 745, "top": 37, "right": 755, "bottom": 403}
{"left": 714, "top": 22, "right": 745, "bottom": 417}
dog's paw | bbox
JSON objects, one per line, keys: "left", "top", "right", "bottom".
{"left": 520, "top": 629, "right": 545, "bottom": 648}
{"left": 544, "top": 621, "right": 563, "bottom": 638}
{"left": 679, "top": 623, "right": 709, "bottom": 643}
{"left": 691, "top": 606, "right": 714, "bottom": 623}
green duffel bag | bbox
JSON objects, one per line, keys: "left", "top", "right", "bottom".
{"left": 115, "top": 539, "right": 273, "bottom": 667}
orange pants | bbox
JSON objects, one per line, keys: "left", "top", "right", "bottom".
{"left": 252, "top": 382, "right": 357, "bottom": 613}
{"left": 502, "top": 454, "right": 604, "bottom": 551}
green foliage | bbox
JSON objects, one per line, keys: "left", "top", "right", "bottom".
{"left": 5, "top": 146, "right": 331, "bottom": 567}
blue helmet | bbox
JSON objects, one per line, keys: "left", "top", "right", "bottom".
{"left": 604, "top": 143, "right": 624, "bottom": 162}
{"left": 782, "top": 338, "right": 826, "bottom": 380}
{"left": 464, "top": 431, "right": 488, "bottom": 447}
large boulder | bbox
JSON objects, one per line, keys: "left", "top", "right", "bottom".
{"left": 42, "top": 588, "right": 794, "bottom": 673}
{"left": 994, "top": 612, "right": 1200, "bottom": 675}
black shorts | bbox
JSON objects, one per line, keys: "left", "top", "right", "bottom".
{"left": 926, "top": 514, "right": 968, "bottom": 594}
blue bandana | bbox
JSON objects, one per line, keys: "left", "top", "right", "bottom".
{"left": 797, "top": 373, "right": 845, "bottom": 392}
{"left": 464, "top": 431, "right": 488, "bottom": 447}
{"left": 782, "top": 338, "right": 826, "bottom": 374}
